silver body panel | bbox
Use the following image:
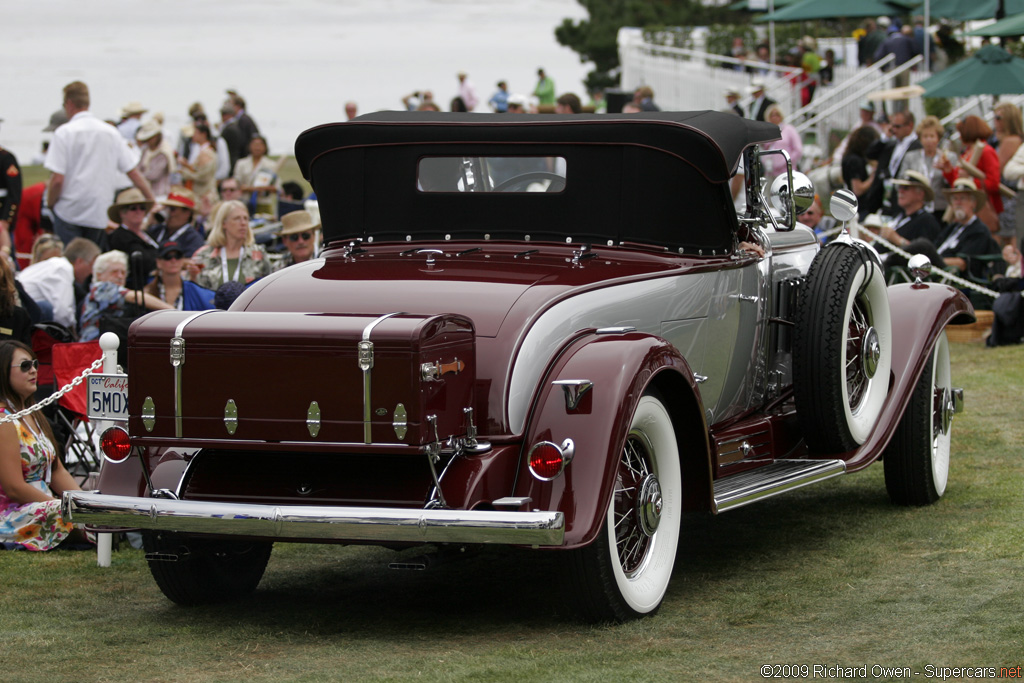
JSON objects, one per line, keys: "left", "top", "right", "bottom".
{"left": 508, "top": 230, "right": 820, "bottom": 433}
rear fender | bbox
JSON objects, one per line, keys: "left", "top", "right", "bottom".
{"left": 843, "top": 282, "right": 973, "bottom": 471}
{"left": 516, "top": 332, "right": 711, "bottom": 549}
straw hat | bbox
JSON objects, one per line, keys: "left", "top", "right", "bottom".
{"left": 861, "top": 212, "right": 889, "bottom": 229}
{"left": 279, "top": 210, "right": 321, "bottom": 236}
{"left": 943, "top": 177, "right": 987, "bottom": 209}
{"left": 163, "top": 186, "right": 196, "bottom": 211}
{"left": 135, "top": 118, "right": 162, "bottom": 142}
{"left": 891, "top": 170, "right": 935, "bottom": 203}
{"left": 107, "top": 187, "right": 155, "bottom": 223}
{"left": 121, "top": 101, "right": 148, "bottom": 117}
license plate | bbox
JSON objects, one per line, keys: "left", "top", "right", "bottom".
{"left": 87, "top": 373, "right": 129, "bottom": 421}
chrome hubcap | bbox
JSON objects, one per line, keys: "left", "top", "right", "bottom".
{"left": 861, "top": 326, "right": 880, "bottom": 379}
{"left": 938, "top": 387, "right": 955, "bottom": 436}
{"left": 637, "top": 474, "right": 662, "bottom": 537}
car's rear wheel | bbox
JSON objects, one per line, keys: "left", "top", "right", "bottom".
{"left": 563, "top": 394, "right": 681, "bottom": 622}
{"left": 142, "top": 531, "right": 272, "bottom": 606}
{"left": 884, "top": 332, "right": 953, "bottom": 505}
{"left": 794, "top": 243, "right": 892, "bottom": 453}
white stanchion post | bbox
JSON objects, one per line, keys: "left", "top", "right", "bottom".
{"left": 95, "top": 332, "right": 120, "bottom": 567}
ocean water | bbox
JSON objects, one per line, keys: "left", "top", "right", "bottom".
{"left": 0, "top": 0, "right": 590, "bottom": 163}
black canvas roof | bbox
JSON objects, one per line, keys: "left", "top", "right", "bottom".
{"left": 296, "top": 111, "right": 779, "bottom": 184}
{"left": 294, "top": 111, "right": 780, "bottom": 252}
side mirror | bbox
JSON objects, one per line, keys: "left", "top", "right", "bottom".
{"left": 769, "top": 171, "right": 814, "bottom": 226}
{"left": 829, "top": 188, "right": 859, "bottom": 223}
{"left": 908, "top": 253, "right": 933, "bottom": 283}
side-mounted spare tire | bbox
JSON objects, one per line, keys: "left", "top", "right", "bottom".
{"left": 793, "top": 242, "right": 892, "bottom": 453}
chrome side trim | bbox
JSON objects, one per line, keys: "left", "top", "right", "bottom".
{"left": 62, "top": 492, "right": 565, "bottom": 546}
{"left": 713, "top": 459, "right": 846, "bottom": 513}
{"left": 171, "top": 310, "right": 217, "bottom": 438}
{"left": 359, "top": 312, "right": 405, "bottom": 444}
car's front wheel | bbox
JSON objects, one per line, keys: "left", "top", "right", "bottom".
{"left": 142, "top": 531, "right": 273, "bottom": 606}
{"left": 563, "top": 394, "right": 681, "bottom": 621}
{"left": 884, "top": 332, "right": 953, "bottom": 505}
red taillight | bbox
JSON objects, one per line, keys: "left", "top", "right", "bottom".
{"left": 528, "top": 441, "right": 565, "bottom": 481}
{"left": 100, "top": 427, "right": 132, "bottom": 463}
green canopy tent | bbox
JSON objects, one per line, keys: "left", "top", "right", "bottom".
{"left": 919, "top": 45, "right": 1024, "bottom": 96}
{"left": 966, "top": 11, "right": 1024, "bottom": 36}
{"left": 921, "top": 0, "right": 1024, "bottom": 21}
{"left": 755, "top": 0, "right": 916, "bottom": 22}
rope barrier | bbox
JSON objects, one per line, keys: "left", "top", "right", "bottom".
{"left": 0, "top": 356, "right": 106, "bottom": 425}
{"left": 815, "top": 224, "right": 1003, "bottom": 300}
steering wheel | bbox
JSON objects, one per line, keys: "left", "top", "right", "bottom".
{"left": 492, "top": 172, "right": 567, "bottom": 193}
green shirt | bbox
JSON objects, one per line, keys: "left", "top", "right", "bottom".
{"left": 534, "top": 76, "right": 555, "bottom": 105}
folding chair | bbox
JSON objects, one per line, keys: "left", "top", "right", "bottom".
{"left": 50, "top": 340, "right": 104, "bottom": 485}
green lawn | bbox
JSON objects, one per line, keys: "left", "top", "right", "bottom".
{"left": 1, "top": 340, "right": 1020, "bottom": 683}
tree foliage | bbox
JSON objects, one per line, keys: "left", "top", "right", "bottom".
{"left": 555, "top": 0, "right": 732, "bottom": 91}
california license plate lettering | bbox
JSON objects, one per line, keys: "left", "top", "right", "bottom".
{"left": 88, "top": 373, "right": 129, "bottom": 421}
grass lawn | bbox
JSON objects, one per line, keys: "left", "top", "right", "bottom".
{"left": 1, "top": 343, "right": 1021, "bottom": 683}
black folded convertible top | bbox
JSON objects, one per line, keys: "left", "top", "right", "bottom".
{"left": 296, "top": 111, "right": 779, "bottom": 184}
{"left": 294, "top": 111, "right": 781, "bottom": 251}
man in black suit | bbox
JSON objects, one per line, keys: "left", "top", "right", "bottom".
{"left": 748, "top": 79, "right": 775, "bottom": 122}
{"left": 873, "top": 170, "right": 942, "bottom": 256}
{"left": 904, "top": 177, "right": 999, "bottom": 276}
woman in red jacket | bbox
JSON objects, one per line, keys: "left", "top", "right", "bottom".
{"left": 937, "top": 115, "right": 1002, "bottom": 232}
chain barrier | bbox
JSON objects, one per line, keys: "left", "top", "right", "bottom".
{"left": 815, "top": 224, "right": 1003, "bottom": 300}
{"left": 0, "top": 356, "right": 105, "bottom": 425}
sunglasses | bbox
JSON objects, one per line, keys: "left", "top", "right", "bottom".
{"left": 12, "top": 359, "right": 39, "bottom": 372}
{"left": 286, "top": 231, "right": 314, "bottom": 242}
{"left": 125, "top": 204, "right": 148, "bottom": 212}
{"left": 159, "top": 252, "right": 184, "bottom": 261}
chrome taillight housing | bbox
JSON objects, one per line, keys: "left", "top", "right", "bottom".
{"left": 100, "top": 426, "right": 132, "bottom": 463}
{"left": 527, "top": 438, "right": 575, "bottom": 481}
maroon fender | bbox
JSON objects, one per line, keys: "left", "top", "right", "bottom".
{"left": 841, "top": 281, "right": 973, "bottom": 471}
{"left": 514, "top": 331, "right": 711, "bottom": 549}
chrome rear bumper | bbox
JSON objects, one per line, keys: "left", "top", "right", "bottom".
{"left": 62, "top": 491, "right": 565, "bottom": 546}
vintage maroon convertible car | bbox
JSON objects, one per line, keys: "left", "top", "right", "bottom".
{"left": 64, "top": 111, "right": 972, "bottom": 621}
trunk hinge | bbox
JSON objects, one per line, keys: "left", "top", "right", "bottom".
{"left": 170, "top": 311, "right": 216, "bottom": 438}
{"left": 359, "top": 312, "right": 405, "bottom": 444}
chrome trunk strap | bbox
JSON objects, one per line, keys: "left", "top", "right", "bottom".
{"left": 359, "top": 312, "right": 405, "bottom": 444}
{"left": 171, "top": 310, "right": 216, "bottom": 438}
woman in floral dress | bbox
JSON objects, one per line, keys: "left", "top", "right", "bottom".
{"left": 0, "top": 340, "right": 85, "bottom": 550}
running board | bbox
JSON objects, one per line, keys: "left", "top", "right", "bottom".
{"left": 713, "top": 459, "right": 847, "bottom": 513}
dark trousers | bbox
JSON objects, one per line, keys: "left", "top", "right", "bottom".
{"left": 52, "top": 212, "right": 107, "bottom": 250}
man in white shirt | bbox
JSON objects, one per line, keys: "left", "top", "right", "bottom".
{"left": 17, "top": 237, "right": 101, "bottom": 330}
{"left": 45, "top": 81, "right": 155, "bottom": 248}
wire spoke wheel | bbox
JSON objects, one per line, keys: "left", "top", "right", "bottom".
{"left": 562, "top": 393, "right": 681, "bottom": 621}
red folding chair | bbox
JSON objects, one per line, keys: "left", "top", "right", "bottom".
{"left": 50, "top": 340, "right": 104, "bottom": 484}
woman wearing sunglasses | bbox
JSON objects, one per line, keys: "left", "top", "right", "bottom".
{"left": 105, "top": 187, "right": 158, "bottom": 290}
{"left": 0, "top": 341, "right": 87, "bottom": 550}
{"left": 143, "top": 241, "right": 215, "bottom": 311}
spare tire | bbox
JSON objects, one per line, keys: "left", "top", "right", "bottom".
{"left": 793, "top": 243, "right": 892, "bottom": 453}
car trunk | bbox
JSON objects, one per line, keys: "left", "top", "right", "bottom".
{"left": 127, "top": 310, "right": 476, "bottom": 451}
